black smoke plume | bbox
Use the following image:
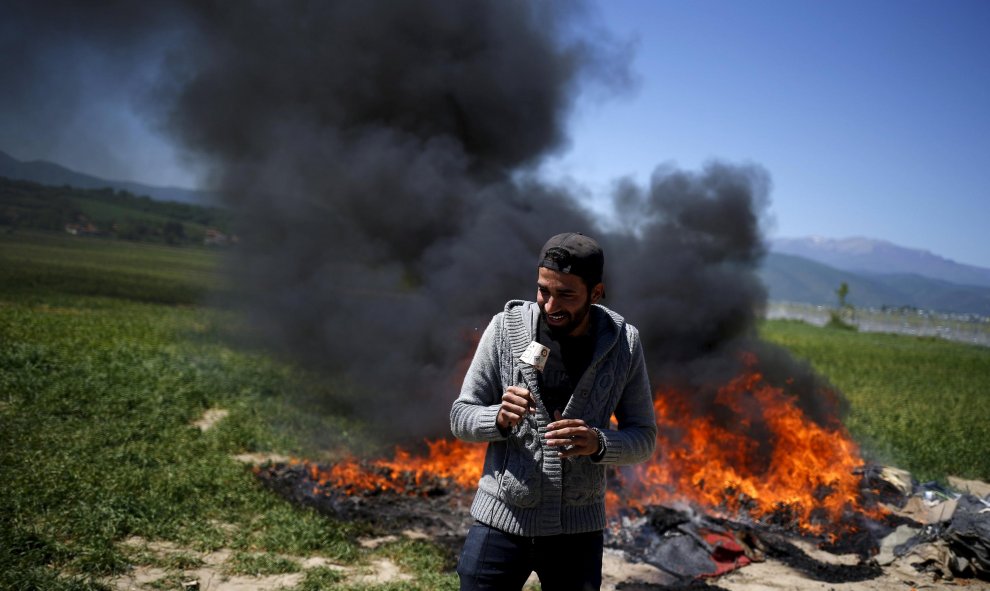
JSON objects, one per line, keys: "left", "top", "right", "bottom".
{"left": 160, "top": 1, "right": 625, "bottom": 438}
{"left": 2, "top": 0, "right": 843, "bottom": 446}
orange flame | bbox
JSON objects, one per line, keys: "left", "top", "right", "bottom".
{"left": 298, "top": 353, "right": 881, "bottom": 534}
{"left": 615, "top": 355, "right": 880, "bottom": 534}
{"left": 305, "top": 438, "right": 485, "bottom": 496}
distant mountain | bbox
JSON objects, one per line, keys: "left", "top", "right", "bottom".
{"left": 760, "top": 252, "right": 990, "bottom": 316}
{"left": 0, "top": 149, "right": 209, "bottom": 205}
{"left": 771, "top": 236, "right": 990, "bottom": 289}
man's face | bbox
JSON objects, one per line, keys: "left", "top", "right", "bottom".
{"left": 536, "top": 266, "right": 604, "bottom": 337}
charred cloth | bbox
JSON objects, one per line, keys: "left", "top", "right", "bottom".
{"left": 608, "top": 505, "right": 882, "bottom": 585}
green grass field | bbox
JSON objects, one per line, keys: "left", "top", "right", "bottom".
{"left": 0, "top": 231, "right": 457, "bottom": 590}
{"left": 2, "top": 230, "right": 988, "bottom": 589}
{"left": 759, "top": 320, "right": 990, "bottom": 481}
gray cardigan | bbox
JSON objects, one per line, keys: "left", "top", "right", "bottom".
{"left": 450, "top": 300, "right": 657, "bottom": 536}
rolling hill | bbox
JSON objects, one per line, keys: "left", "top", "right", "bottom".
{"left": 759, "top": 252, "right": 990, "bottom": 316}
{"left": 0, "top": 148, "right": 209, "bottom": 205}
{"left": 772, "top": 236, "right": 990, "bottom": 289}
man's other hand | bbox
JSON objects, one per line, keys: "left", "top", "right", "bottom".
{"left": 545, "top": 411, "right": 599, "bottom": 458}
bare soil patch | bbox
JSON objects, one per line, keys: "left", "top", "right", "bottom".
{"left": 191, "top": 408, "right": 229, "bottom": 432}
{"left": 106, "top": 536, "right": 408, "bottom": 591}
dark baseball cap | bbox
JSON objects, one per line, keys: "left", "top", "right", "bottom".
{"left": 538, "top": 232, "right": 605, "bottom": 290}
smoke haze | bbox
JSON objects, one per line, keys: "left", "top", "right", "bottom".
{"left": 0, "top": 1, "right": 191, "bottom": 184}
{"left": 2, "top": 0, "right": 842, "bottom": 445}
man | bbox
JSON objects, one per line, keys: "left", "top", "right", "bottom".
{"left": 450, "top": 232, "right": 657, "bottom": 591}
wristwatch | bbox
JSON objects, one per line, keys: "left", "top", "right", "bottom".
{"left": 591, "top": 427, "right": 607, "bottom": 462}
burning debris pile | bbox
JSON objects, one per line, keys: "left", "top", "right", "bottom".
{"left": 254, "top": 459, "right": 476, "bottom": 540}
{"left": 251, "top": 352, "right": 990, "bottom": 586}
{"left": 254, "top": 441, "right": 484, "bottom": 537}
{"left": 253, "top": 449, "right": 990, "bottom": 586}
{"left": 612, "top": 353, "right": 873, "bottom": 538}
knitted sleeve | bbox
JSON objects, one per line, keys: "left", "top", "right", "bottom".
{"left": 598, "top": 324, "right": 657, "bottom": 465}
{"left": 449, "top": 313, "right": 508, "bottom": 443}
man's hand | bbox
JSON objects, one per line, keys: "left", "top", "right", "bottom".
{"left": 545, "top": 411, "right": 599, "bottom": 458}
{"left": 497, "top": 386, "right": 536, "bottom": 430}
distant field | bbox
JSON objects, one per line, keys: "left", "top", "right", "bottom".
{"left": 0, "top": 229, "right": 223, "bottom": 304}
{"left": 65, "top": 195, "right": 215, "bottom": 237}
{"left": 2, "top": 229, "right": 988, "bottom": 589}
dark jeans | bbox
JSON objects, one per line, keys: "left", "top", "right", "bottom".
{"left": 456, "top": 521, "right": 604, "bottom": 591}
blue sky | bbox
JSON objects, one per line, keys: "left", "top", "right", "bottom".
{"left": 3, "top": 1, "right": 988, "bottom": 267}
{"left": 544, "top": 0, "right": 990, "bottom": 267}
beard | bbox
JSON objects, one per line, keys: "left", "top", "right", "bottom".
{"left": 542, "top": 298, "right": 593, "bottom": 338}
